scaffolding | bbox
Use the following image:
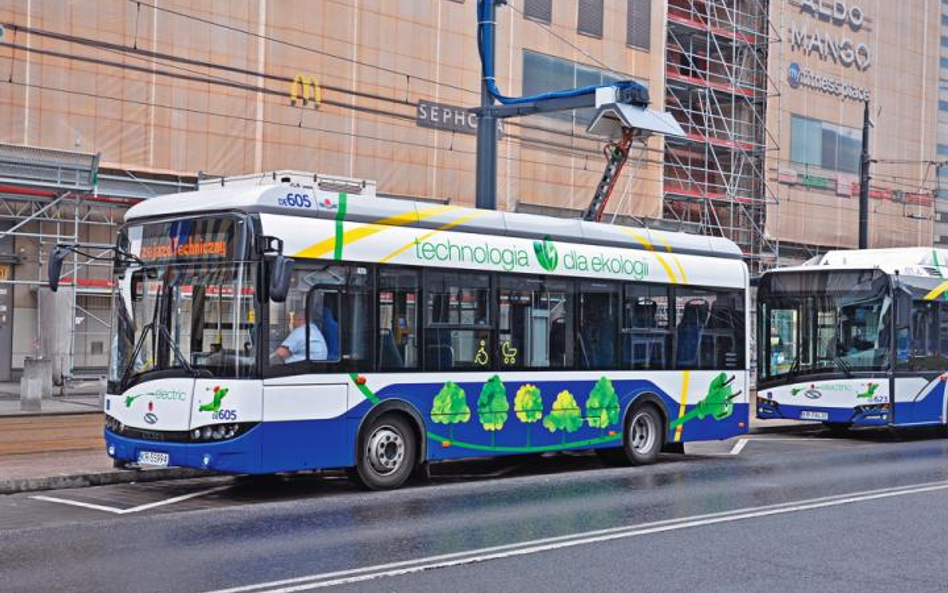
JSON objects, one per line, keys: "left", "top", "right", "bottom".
{"left": 0, "top": 142, "right": 196, "bottom": 379}
{"left": 663, "top": 0, "right": 780, "bottom": 273}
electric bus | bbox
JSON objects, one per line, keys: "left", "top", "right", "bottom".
{"left": 61, "top": 172, "right": 750, "bottom": 490}
{"left": 758, "top": 248, "right": 948, "bottom": 432}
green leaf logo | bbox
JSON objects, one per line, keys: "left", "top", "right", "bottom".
{"left": 198, "top": 385, "right": 229, "bottom": 413}
{"left": 533, "top": 236, "right": 559, "bottom": 272}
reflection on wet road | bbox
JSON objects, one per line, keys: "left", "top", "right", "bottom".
{"left": 2, "top": 427, "right": 948, "bottom": 593}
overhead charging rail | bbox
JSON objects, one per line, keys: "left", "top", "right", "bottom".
{"left": 474, "top": 0, "right": 686, "bottom": 220}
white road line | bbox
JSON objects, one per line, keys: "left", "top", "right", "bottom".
{"left": 200, "top": 480, "right": 948, "bottom": 593}
{"left": 30, "top": 495, "right": 124, "bottom": 514}
{"left": 30, "top": 485, "right": 230, "bottom": 515}
{"left": 729, "top": 438, "right": 749, "bottom": 455}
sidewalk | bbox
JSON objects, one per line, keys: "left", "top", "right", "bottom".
{"left": 0, "top": 413, "right": 211, "bottom": 494}
{"left": 0, "top": 411, "right": 814, "bottom": 495}
{"left": 0, "top": 378, "right": 104, "bottom": 417}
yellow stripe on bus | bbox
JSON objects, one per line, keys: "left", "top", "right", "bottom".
{"left": 619, "top": 229, "right": 679, "bottom": 284}
{"left": 380, "top": 211, "right": 488, "bottom": 263}
{"left": 674, "top": 370, "right": 691, "bottom": 442}
{"left": 657, "top": 236, "right": 689, "bottom": 284}
{"left": 924, "top": 280, "right": 948, "bottom": 301}
{"left": 294, "top": 204, "right": 459, "bottom": 259}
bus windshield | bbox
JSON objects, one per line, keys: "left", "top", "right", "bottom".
{"left": 110, "top": 263, "right": 257, "bottom": 390}
{"left": 109, "top": 216, "right": 257, "bottom": 391}
{"left": 759, "top": 270, "right": 891, "bottom": 381}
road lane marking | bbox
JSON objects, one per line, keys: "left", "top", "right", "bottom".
{"left": 31, "top": 485, "right": 231, "bottom": 514}
{"left": 201, "top": 480, "right": 948, "bottom": 593}
{"left": 729, "top": 438, "right": 749, "bottom": 455}
{"left": 29, "top": 496, "right": 124, "bottom": 514}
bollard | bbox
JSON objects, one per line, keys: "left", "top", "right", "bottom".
{"left": 20, "top": 357, "right": 52, "bottom": 412}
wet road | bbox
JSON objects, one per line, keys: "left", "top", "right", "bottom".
{"left": 2, "top": 427, "right": 948, "bottom": 593}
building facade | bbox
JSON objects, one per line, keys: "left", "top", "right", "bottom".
{"left": 768, "top": 0, "right": 939, "bottom": 262}
{"left": 0, "top": 0, "right": 943, "bottom": 376}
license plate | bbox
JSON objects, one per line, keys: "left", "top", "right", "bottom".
{"left": 800, "top": 410, "right": 829, "bottom": 421}
{"left": 137, "top": 451, "right": 170, "bottom": 467}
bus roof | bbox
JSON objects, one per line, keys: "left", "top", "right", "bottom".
{"left": 768, "top": 247, "right": 948, "bottom": 279}
{"left": 125, "top": 183, "right": 743, "bottom": 260}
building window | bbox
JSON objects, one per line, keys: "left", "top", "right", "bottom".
{"left": 941, "top": 35, "right": 948, "bottom": 48}
{"left": 523, "top": 0, "right": 552, "bottom": 23}
{"left": 626, "top": 0, "right": 651, "bottom": 50}
{"left": 522, "top": 50, "right": 642, "bottom": 126}
{"left": 939, "top": 143, "right": 948, "bottom": 157}
{"left": 940, "top": 100, "right": 948, "bottom": 112}
{"left": 941, "top": 57, "right": 948, "bottom": 70}
{"left": 577, "top": 0, "right": 604, "bottom": 37}
{"left": 790, "top": 114, "right": 861, "bottom": 174}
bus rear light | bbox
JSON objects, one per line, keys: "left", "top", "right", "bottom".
{"left": 738, "top": 422, "right": 745, "bottom": 429}
{"left": 941, "top": 375, "right": 947, "bottom": 382}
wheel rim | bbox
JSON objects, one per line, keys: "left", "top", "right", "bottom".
{"left": 629, "top": 411, "right": 657, "bottom": 455}
{"left": 366, "top": 425, "right": 405, "bottom": 476}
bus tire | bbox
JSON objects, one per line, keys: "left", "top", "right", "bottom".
{"left": 353, "top": 413, "right": 417, "bottom": 491}
{"left": 624, "top": 403, "right": 663, "bottom": 466}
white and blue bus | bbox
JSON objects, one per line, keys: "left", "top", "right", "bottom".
{"left": 85, "top": 173, "right": 749, "bottom": 489}
{"left": 758, "top": 248, "right": 948, "bottom": 431}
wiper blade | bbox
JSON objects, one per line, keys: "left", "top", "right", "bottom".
{"left": 120, "top": 321, "right": 154, "bottom": 390}
{"left": 834, "top": 355, "right": 854, "bottom": 378}
{"left": 155, "top": 323, "right": 199, "bottom": 377}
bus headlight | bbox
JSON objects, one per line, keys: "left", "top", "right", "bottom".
{"left": 201, "top": 427, "right": 213, "bottom": 440}
{"left": 191, "top": 429, "right": 201, "bottom": 441}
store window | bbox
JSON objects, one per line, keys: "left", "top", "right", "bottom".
{"left": 790, "top": 114, "right": 861, "bottom": 174}
{"left": 522, "top": 50, "right": 640, "bottom": 126}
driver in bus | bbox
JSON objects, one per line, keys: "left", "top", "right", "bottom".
{"left": 272, "top": 307, "right": 328, "bottom": 363}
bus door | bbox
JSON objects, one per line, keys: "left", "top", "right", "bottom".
{"left": 263, "top": 274, "right": 360, "bottom": 470}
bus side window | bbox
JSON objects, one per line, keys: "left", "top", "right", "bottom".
{"left": 306, "top": 288, "right": 340, "bottom": 362}
{"left": 578, "top": 281, "right": 620, "bottom": 370}
{"left": 424, "top": 271, "right": 491, "bottom": 371}
{"left": 268, "top": 269, "right": 309, "bottom": 366}
{"left": 336, "top": 266, "right": 373, "bottom": 369}
{"left": 623, "top": 284, "right": 671, "bottom": 370}
{"left": 379, "top": 268, "right": 419, "bottom": 371}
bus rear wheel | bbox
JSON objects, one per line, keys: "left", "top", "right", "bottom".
{"left": 624, "top": 404, "right": 663, "bottom": 465}
{"left": 353, "top": 414, "right": 417, "bottom": 491}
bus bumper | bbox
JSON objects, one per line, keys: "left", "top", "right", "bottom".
{"left": 104, "top": 426, "right": 264, "bottom": 474}
{"left": 757, "top": 397, "right": 890, "bottom": 425}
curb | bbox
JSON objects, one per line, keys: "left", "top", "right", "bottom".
{"left": 0, "top": 467, "right": 218, "bottom": 495}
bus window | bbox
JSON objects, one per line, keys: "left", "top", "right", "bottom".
{"left": 498, "top": 277, "right": 574, "bottom": 369}
{"left": 268, "top": 268, "right": 311, "bottom": 365}
{"left": 623, "top": 284, "right": 671, "bottom": 370}
{"left": 425, "top": 272, "right": 491, "bottom": 371}
{"left": 675, "top": 288, "right": 745, "bottom": 370}
{"left": 379, "top": 269, "right": 419, "bottom": 371}
{"left": 901, "top": 301, "right": 940, "bottom": 371}
{"left": 578, "top": 281, "right": 620, "bottom": 370}
{"left": 335, "top": 266, "right": 373, "bottom": 369}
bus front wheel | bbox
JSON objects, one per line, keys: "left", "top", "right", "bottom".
{"left": 624, "top": 404, "right": 663, "bottom": 465}
{"left": 353, "top": 414, "right": 417, "bottom": 491}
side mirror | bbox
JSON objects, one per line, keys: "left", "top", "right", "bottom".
{"left": 48, "top": 245, "right": 70, "bottom": 292}
{"left": 269, "top": 255, "right": 294, "bottom": 303}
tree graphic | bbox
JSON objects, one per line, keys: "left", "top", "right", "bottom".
{"left": 514, "top": 383, "right": 543, "bottom": 446}
{"left": 585, "top": 376, "right": 619, "bottom": 432}
{"left": 431, "top": 381, "right": 470, "bottom": 441}
{"left": 543, "top": 390, "right": 583, "bottom": 444}
{"left": 477, "top": 375, "right": 510, "bottom": 446}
